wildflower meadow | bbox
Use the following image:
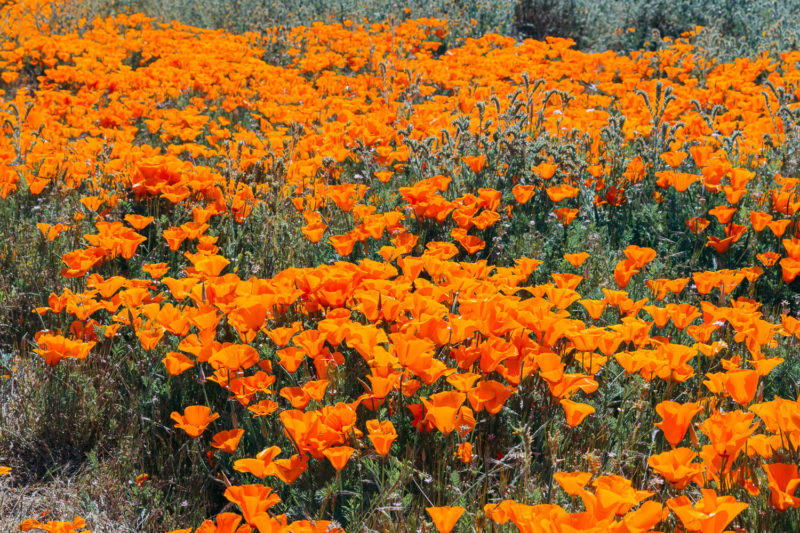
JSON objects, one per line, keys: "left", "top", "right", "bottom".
{"left": 1, "top": 0, "right": 800, "bottom": 531}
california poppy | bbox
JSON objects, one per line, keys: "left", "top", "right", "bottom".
{"left": 170, "top": 405, "right": 219, "bottom": 438}
{"left": 560, "top": 398, "right": 595, "bottom": 427}
{"left": 425, "top": 506, "right": 465, "bottom": 533}
{"left": 211, "top": 429, "right": 245, "bottom": 454}
{"left": 655, "top": 401, "right": 701, "bottom": 447}
{"left": 224, "top": 484, "right": 281, "bottom": 525}
{"left": 323, "top": 446, "right": 355, "bottom": 471}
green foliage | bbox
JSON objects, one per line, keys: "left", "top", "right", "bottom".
{"left": 514, "top": 0, "right": 800, "bottom": 60}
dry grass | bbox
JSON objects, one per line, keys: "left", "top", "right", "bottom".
{"left": 0, "top": 470, "right": 147, "bottom": 533}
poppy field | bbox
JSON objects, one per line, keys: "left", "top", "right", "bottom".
{"left": 2, "top": 0, "right": 800, "bottom": 531}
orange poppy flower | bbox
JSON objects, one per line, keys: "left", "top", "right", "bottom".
{"left": 554, "top": 207, "right": 578, "bottom": 226}
{"left": 194, "top": 513, "right": 249, "bottom": 533}
{"left": 463, "top": 155, "right": 486, "bottom": 173}
{"left": 546, "top": 184, "right": 579, "bottom": 202}
{"left": 421, "top": 391, "right": 467, "bottom": 434}
{"left": 170, "top": 405, "right": 219, "bottom": 438}
{"left": 19, "top": 517, "right": 89, "bottom": 533}
{"left": 323, "top": 446, "right": 355, "bottom": 471}
{"left": 553, "top": 471, "right": 593, "bottom": 496}
{"left": 582, "top": 474, "right": 653, "bottom": 520}
{"left": 162, "top": 351, "right": 195, "bottom": 375}
{"left": 451, "top": 227, "right": 486, "bottom": 254}
{"left": 559, "top": 398, "right": 595, "bottom": 427}
{"left": 552, "top": 272, "right": 583, "bottom": 290}
{"left": 667, "top": 489, "right": 747, "bottom": 533}
{"left": 757, "top": 251, "right": 781, "bottom": 267}
{"left": 780, "top": 257, "right": 800, "bottom": 283}
{"left": 563, "top": 252, "right": 590, "bottom": 268}
{"left": 767, "top": 218, "right": 791, "bottom": 237}
{"left": 668, "top": 303, "right": 701, "bottom": 330}
{"left": 446, "top": 372, "right": 481, "bottom": 392}
{"left": 708, "top": 205, "right": 737, "bottom": 224}
{"left": 750, "top": 210, "right": 773, "bottom": 232}
{"left": 467, "top": 380, "right": 514, "bottom": 415}
{"left": 647, "top": 448, "right": 703, "bottom": 489}
{"left": 455, "top": 442, "right": 473, "bottom": 464}
{"left": 724, "top": 369, "right": 759, "bottom": 405}
{"left": 661, "top": 150, "right": 688, "bottom": 168}
{"left": 700, "top": 410, "right": 756, "bottom": 460}
{"left": 366, "top": 419, "right": 397, "bottom": 456}
{"left": 224, "top": 484, "right": 281, "bottom": 525}
{"left": 209, "top": 344, "right": 260, "bottom": 372}
{"left": 655, "top": 401, "right": 702, "bottom": 447}
{"left": 512, "top": 184, "right": 535, "bottom": 204}
{"left": 613, "top": 258, "right": 640, "bottom": 288}
{"left": 763, "top": 463, "right": 800, "bottom": 511}
{"left": 623, "top": 245, "right": 656, "bottom": 268}
{"left": 686, "top": 216, "right": 710, "bottom": 234}
{"left": 211, "top": 429, "right": 245, "bottom": 454}
{"left": 124, "top": 214, "right": 154, "bottom": 230}
{"left": 578, "top": 299, "right": 606, "bottom": 321}
{"left": 534, "top": 162, "right": 558, "bottom": 180}
{"left": 425, "top": 506, "right": 465, "bottom": 533}
{"left": 234, "top": 446, "right": 282, "bottom": 480}
{"left": 36, "top": 222, "right": 70, "bottom": 241}
{"left": 142, "top": 262, "right": 169, "bottom": 279}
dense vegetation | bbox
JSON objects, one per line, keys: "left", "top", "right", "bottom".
{"left": 1, "top": 0, "right": 800, "bottom": 531}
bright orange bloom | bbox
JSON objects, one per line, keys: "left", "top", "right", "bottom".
{"left": 700, "top": 410, "right": 756, "bottom": 460}
{"left": 613, "top": 258, "right": 640, "bottom": 288}
{"left": 667, "top": 489, "right": 747, "bottom": 533}
{"left": 546, "top": 184, "right": 579, "bottom": 202}
{"left": 421, "top": 391, "right": 467, "bottom": 434}
{"left": 195, "top": 513, "right": 251, "bottom": 533}
{"left": 553, "top": 471, "right": 593, "bottom": 496}
{"left": 724, "top": 368, "right": 759, "bottom": 405}
{"left": 660, "top": 150, "right": 687, "bottom": 168}
{"left": 578, "top": 299, "right": 606, "bottom": 320}
{"left": 425, "top": 506, "right": 465, "bottom": 533}
{"left": 366, "top": 419, "right": 397, "bottom": 456}
{"left": 323, "top": 446, "right": 355, "bottom": 471}
{"left": 763, "top": 463, "right": 800, "bottom": 511}
{"left": 33, "top": 333, "right": 96, "bottom": 366}
{"left": 559, "top": 398, "right": 595, "bottom": 427}
{"left": 581, "top": 474, "right": 653, "bottom": 520}
{"left": 455, "top": 442, "right": 473, "bottom": 464}
{"left": 563, "top": 252, "right": 590, "bottom": 267}
{"left": 512, "top": 184, "right": 535, "bottom": 204}
{"left": 162, "top": 351, "right": 194, "bottom": 375}
{"left": 36, "top": 222, "right": 69, "bottom": 241}
{"left": 647, "top": 447, "right": 703, "bottom": 489}
{"left": 124, "top": 214, "right": 154, "bottom": 230}
{"left": 467, "top": 380, "right": 514, "bottom": 414}
{"left": 780, "top": 257, "right": 800, "bottom": 283}
{"left": 224, "top": 484, "right": 281, "bottom": 525}
{"left": 170, "top": 405, "right": 219, "bottom": 438}
{"left": 554, "top": 207, "right": 578, "bottom": 226}
{"left": 19, "top": 516, "right": 90, "bottom": 533}
{"left": 142, "top": 262, "right": 169, "bottom": 279}
{"left": 623, "top": 245, "right": 656, "bottom": 268}
{"left": 708, "top": 205, "right": 737, "bottom": 224}
{"left": 534, "top": 162, "right": 558, "bottom": 179}
{"left": 211, "top": 428, "right": 245, "bottom": 454}
{"left": 209, "top": 344, "right": 260, "bottom": 371}
{"left": 463, "top": 155, "right": 486, "bottom": 173}
{"left": 655, "top": 401, "right": 702, "bottom": 447}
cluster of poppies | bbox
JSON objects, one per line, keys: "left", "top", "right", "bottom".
{"left": 3, "top": 0, "right": 800, "bottom": 531}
